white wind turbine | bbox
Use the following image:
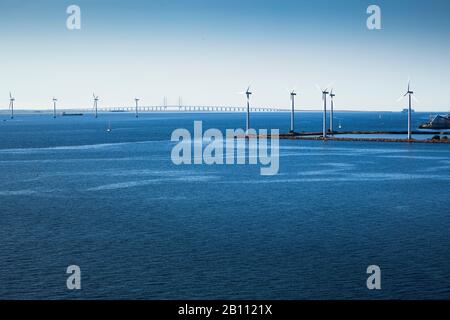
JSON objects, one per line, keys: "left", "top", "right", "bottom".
{"left": 329, "top": 89, "right": 336, "bottom": 134}
{"left": 316, "top": 84, "right": 332, "bottom": 138}
{"left": 397, "top": 80, "right": 418, "bottom": 140}
{"left": 238, "top": 85, "right": 252, "bottom": 132}
{"left": 52, "top": 97, "right": 58, "bottom": 119}
{"left": 135, "top": 97, "right": 140, "bottom": 118}
{"left": 93, "top": 93, "right": 99, "bottom": 118}
{"left": 9, "top": 92, "right": 15, "bottom": 119}
{"left": 288, "top": 88, "right": 297, "bottom": 133}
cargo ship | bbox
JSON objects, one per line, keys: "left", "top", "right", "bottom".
{"left": 62, "top": 112, "right": 84, "bottom": 116}
{"left": 419, "top": 114, "right": 450, "bottom": 129}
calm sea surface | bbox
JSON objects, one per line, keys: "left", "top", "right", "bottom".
{"left": 0, "top": 111, "right": 449, "bottom": 299}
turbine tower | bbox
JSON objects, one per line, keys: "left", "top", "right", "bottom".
{"left": 52, "top": 97, "right": 58, "bottom": 119}
{"left": 329, "top": 89, "right": 335, "bottom": 134}
{"left": 289, "top": 89, "right": 297, "bottom": 133}
{"left": 316, "top": 86, "right": 329, "bottom": 138}
{"left": 93, "top": 93, "right": 99, "bottom": 118}
{"left": 135, "top": 98, "right": 139, "bottom": 118}
{"left": 398, "top": 81, "right": 417, "bottom": 140}
{"left": 245, "top": 86, "right": 252, "bottom": 132}
{"left": 9, "top": 92, "right": 15, "bottom": 119}
{"left": 238, "top": 86, "right": 252, "bottom": 132}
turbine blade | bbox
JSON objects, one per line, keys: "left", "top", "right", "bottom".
{"left": 412, "top": 95, "right": 419, "bottom": 103}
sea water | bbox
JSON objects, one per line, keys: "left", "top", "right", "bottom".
{"left": 0, "top": 112, "right": 449, "bottom": 299}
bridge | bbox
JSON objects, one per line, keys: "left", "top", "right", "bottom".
{"left": 92, "top": 106, "right": 291, "bottom": 113}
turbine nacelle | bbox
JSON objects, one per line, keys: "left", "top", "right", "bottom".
{"left": 237, "top": 85, "right": 252, "bottom": 97}
{"left": 245, "top": 85, "right": 252, "bottom": 97}
{"left": 404, "top": 81, "right": 414, "bottom": 96}
{"left": 398, "top": 81, "right": 418, "bottom": 102}
{"left": 316, "top": 83, "right": 334, "bottom": 98}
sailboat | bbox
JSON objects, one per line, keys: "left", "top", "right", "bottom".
{"left": 338, "top": 120, "right": 342, "bottom": 129}
{"left": 106, "top": 121, "right": 112, "bottom": 133}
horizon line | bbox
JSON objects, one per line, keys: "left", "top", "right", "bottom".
{"left": 2, "top": 108, "right": 449, "bottom": 114}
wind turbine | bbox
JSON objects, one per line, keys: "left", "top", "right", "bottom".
{"left": 238, "top": 85, "right": 252, "bottom": 132}
{"left": 9, "top": 92, "right": 15, "bottom": 119}
{"left": 52, "top": 97, "right": 58, "bottom": 119}
{"left": 93, "top": 93, "right": 99, "bottom": 118}
{"left": 398, "top": 81, "right": 418, "bottom": 140}
{"left": 289, "top": 88, "right": 297, "bottom": 133}
{"left": 135, "top": 97, "right": 140, "bottom": 118}
{"left": 329, "top": 89, "right": 335, "bottom": 134}
{"left": 316, "top": 85, "right": 330, "bottom": 138}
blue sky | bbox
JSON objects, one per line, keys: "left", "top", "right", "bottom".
{"left": 0, "top": 0, "right": 449, "bottom": 111}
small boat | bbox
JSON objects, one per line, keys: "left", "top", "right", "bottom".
{"left": 338, "top": 121, "right": 342, "bottom": 129}
{"left": 106, "top": 121, "right": 112, "bottom": 132}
